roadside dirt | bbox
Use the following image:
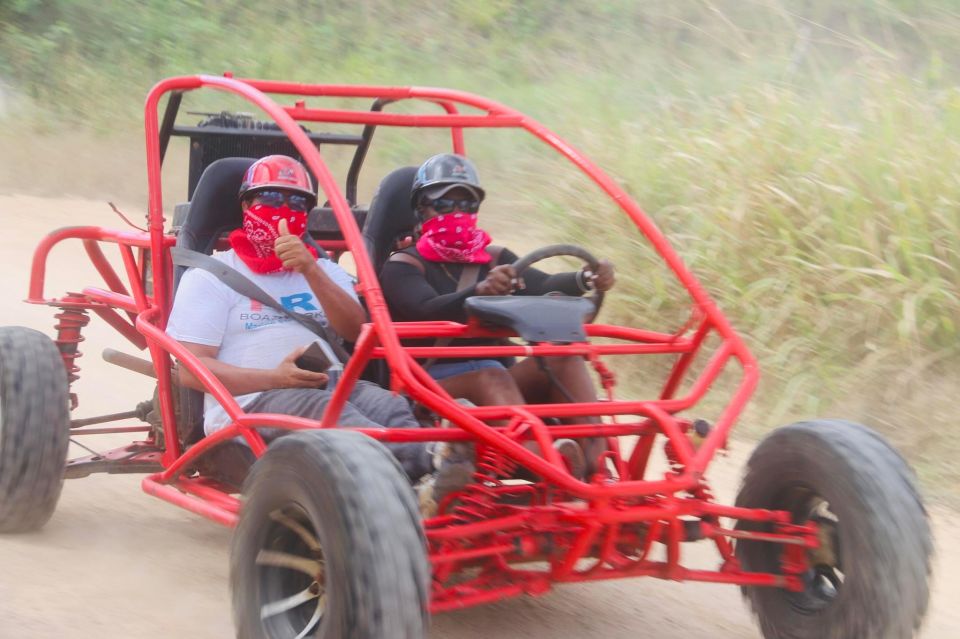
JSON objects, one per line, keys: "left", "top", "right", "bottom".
{"left": 0, "top": 194, "right": 956, "bottom": 638}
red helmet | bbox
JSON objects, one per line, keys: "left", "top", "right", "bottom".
{"left": 238, "top": 155, "right": 316, "bottom": 204}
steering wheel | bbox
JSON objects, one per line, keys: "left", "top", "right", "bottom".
{"left": 510, "top": 244, "right": 604, "bottom": 316}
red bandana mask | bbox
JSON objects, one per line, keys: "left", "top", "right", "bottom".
{"left": 415, "top": 213, "right": 492, "bottom": 263}
{"left": 229, "top": 204, "right": 317, "bottom": 273}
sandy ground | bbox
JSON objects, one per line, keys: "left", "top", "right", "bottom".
{"left": 0, "top": 194, "right": 957, "bottom": 638}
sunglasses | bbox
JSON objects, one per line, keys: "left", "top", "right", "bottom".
{"left": 424, "top": 197, "right": 481, "bottom": 214}
{"left": 252, "top": 190, "right": 313, "bottom": 212}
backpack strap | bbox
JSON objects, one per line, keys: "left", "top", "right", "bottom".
{"left": 387, "top": 251, "right": 425, "bottom": 273}
{"left": 388, "top": 245, "right": 505, "bottom": 274}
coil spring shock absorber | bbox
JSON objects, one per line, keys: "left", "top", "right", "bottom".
{"left": 53, "top": 297, "right": 90, "bottom": 410}
{"left": 452, "top": 446, "right": 518, "bottom": 523}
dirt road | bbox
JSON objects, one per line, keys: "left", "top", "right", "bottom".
{"left": 0, "top": 194, "right": 957, "bottom": 638}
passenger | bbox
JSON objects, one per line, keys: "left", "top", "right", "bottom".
{"left": 379, "top": 153, "right": 616, "bottom": 478}
{"left": 167, "top": 155, "right": 463, "bottom": 490}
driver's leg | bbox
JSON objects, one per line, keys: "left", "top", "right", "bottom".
{"left": 429, "top": 363, "right": 587, "bottom": 480}
{"left": 509, "top": 356, "right": 607, "bottom": 473}
{"left": 433, "top": 365, "right": 525, "bottom": 409}
{"left": 508, "top": 355, "right": 598, "bottom": 405}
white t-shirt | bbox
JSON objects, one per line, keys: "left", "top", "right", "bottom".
{"left": 166, "top": 250, "right": 358, "bottom": 434}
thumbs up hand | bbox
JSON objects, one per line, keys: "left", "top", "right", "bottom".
{"left": 274, "top": 218, "right": 316, "bottom": 273}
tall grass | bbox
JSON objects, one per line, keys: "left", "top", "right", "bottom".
{"left": 3, "top": 1, "right": 959, "bottom": 124}
{"left": 544, "top": 77, "right": 960, "bottom": 424}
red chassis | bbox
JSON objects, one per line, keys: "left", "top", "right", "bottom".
{"left": 25, "top": 74, "right": 818, "bottom": 612}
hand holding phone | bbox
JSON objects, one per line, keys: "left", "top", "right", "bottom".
{"left": 294, "top": 341, "right": 332, "bottom": 373}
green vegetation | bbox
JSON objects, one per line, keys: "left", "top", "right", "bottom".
{"left": 4, "top": 1, "right": 959, "bottom": 123}
{"left": 2, "top": 1, "right": 959, "bottom": 496}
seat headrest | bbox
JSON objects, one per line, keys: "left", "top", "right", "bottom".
{"left": 176, "top": 157, "right": 257, "bottom": 256}
{"left": 174, "top": 157, "right": 256, "bottom": 292}
{"left": 362, "top": 166, "right": 419, "bottom": 276}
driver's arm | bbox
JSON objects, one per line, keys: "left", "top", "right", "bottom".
{"left": 496, "top": 248, "right": 583, "bottom": 297}
{"left": 380, "top": 258, "right": 476, "bottom": 322}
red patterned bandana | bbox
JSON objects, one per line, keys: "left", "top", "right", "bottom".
{"left": 229, "top": 204, "right": 317, "bottom": 273}
{"left": 415, "top": 213, "right": 492, "bottom": 263}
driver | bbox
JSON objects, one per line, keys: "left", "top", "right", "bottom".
{"left": 379, "top": 153, "right": 616, "bottom": 478}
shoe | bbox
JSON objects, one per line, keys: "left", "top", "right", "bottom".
{"left": 417, "top": 436, "right": 476, "bottom": 518}
{"left": 426, "top": 398, "right": 478, "bottom": 514}
{"left": 553, "top": 438, "right": 587, "bottom": 480}
{"left": 415, "top": 474, "right": 438, "bottom": 519}
{"left": 431, "top": 440, "right": 476, "bottom": 507}
{"left": 517, "top": 438, "right": 588, "bottom": 481}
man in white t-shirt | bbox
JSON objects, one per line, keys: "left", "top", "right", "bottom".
{"left": 167, "top": 155, "right": 459, "bottom": 486}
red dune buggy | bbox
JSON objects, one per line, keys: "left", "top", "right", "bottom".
{"left": 0, "top": 74, "right": 932, "bottom": 638}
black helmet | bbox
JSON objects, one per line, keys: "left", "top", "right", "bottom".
{"left": 410, "top": 153, "right": 486, "bottom": 210}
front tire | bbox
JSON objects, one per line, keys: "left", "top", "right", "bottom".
{"left": 230, "top": 429, "right": 429, "bottom": 639}
{"left": 736, "top": 419, "right": 932, "bottom": 639}
{"left": 0, "top": 326, "right": 71, "bottom": 533}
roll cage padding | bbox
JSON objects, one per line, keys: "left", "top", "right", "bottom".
{"left": 362, "top": 166, "right": 419, "bottom": 276}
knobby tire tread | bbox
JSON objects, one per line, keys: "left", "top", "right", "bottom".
{"left": 736, "top": 419, "right": 932, "bottom": 639}
{"left": 0, "top": 326, "right": 70, "bottom": 533}
{"left": 232, "top": 429, "right": 429, "bottom": 639}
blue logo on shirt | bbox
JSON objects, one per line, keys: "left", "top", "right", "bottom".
{"left": 239, "top": 292, "right": 324, "bottom": 330}
{"left": 280, "top": 293, "right": 318, "bottom": 312}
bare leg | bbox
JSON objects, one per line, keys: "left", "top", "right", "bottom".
{"left": 435, "top": 366, "right": 526, "bottom": 409}
{"left": 434, "top": 357, "right": 597, "bottom": 408}
{"left": 509, "top": 356, "right": 606, "bottom": 473}
{"left": 435, "top": 360, "right": 604, "bottom": 476}
{"left": 509, "top": 355, "right": 599, "bottom": 406}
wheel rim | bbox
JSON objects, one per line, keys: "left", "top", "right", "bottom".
{"left": 783, "top": 488, "right": 845, "bottom": 614}
{"left": 256, "top": 503, "right": 326, "bottom": 639}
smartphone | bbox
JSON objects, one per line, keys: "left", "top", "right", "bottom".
{"left": 294, "top": 341, "right": 333, "bottom": 373}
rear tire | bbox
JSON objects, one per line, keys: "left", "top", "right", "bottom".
{"left": 0, "top": 326, "right": 71, "bottom": 533}
{"left": 230, "top": 429, "right": 429, "bottom": 639}
{"left": 736, "top": 419, "right": 932, "bottom": 639}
